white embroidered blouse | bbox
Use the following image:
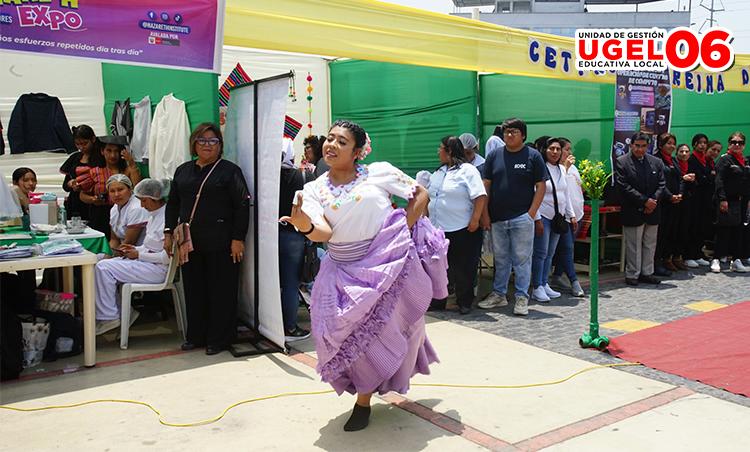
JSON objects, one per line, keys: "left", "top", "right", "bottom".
{"left": 301, "top": 162, "right": 418, "bottom": 244}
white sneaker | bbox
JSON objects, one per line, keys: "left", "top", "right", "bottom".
{"left": 731, "top": 259, "right": 750, "bottom": 273}
{"left": 696, "top": 258, "right": 710, "bottom": 266}
{"left": 96, "top": 318, "right": 121, "bottom": 335}
{"left": 710, "top": 259, "right": 721, "bottom": 273}
{"left": 478, "top": 292, "right": 508, "bottom": 309}
{"left": 532, "top": 286, "right": 551, "bottom": 302}
{"left": 543, "top": 283, "right": 561, "bottom": 299}
{"left": 549, "top": 275, "right": 570, "bottom": 290}
{"left": 513, "top": 295, "right": 529, "bottom": 316}
{"left": 684, "top": 259, "right": 700, "bottom": 268}
{"left": 571, "top": 280, "right": 585, "bottom": 297}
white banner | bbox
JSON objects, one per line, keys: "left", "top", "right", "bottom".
{"left": 224, "top": 76, "right": 288, "bottom": 349}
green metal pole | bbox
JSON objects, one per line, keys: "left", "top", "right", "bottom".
{"left": 580, "top": 198, "right": 609, "bottom": 350}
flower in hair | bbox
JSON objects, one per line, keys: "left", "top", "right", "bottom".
{"left": 359, "top": 133, "right": 373, "bottom": 160}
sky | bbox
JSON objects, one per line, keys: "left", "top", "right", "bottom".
{"left": 382, "top": 0, "right": 750, "bottom": 53}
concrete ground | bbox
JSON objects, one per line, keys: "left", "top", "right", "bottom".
{"left": 2, "top": 272, "right": 750, "bottom": 451}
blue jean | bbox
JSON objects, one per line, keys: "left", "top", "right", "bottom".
{"left": 491, "top": 213, "right": 535, "bottom": 298}
{"left": 553, "top": 222, "right": 578, "bottom": 283}
{"left": 279, "top": 229, "right": 305, "bottom": 332}
{"left": 532, "top": 217, "right": 562, "bottom": 288}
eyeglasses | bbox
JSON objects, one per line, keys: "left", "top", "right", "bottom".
{"left": 503, "top": 129, "right": 521, "bottom": 136}
{"left": 729, "top": 140, "right": 745, "bottom": 146}
{"left": 196, "top": 138, "right": 221, "bottom": 146}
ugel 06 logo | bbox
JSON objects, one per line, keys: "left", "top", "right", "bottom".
{"left": 575, "top": 27, "right": 735, "bottom": 73}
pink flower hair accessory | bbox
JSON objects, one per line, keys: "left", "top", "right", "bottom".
{"left": 359, "top": 133, "right": 373, "bottom": 160}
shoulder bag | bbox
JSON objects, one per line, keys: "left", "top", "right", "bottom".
{"left": 548, "top": 167, "right": 569, "bottom": 234}
{"left": 299, "top": 169, "right": 321, "bottom": 283}
{"left": 173, "top": 159, "right": 222, "bottom": 265}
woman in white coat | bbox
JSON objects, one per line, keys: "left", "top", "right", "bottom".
{"left": 95, "top": 179, "right": 171, "bottom": 335}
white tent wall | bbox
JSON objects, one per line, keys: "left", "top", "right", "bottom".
{"left": 0, "top": 53, "right": 106, "bottom": 191}
{"left": 225, "top": 77, "right": 289, "bottom": 350}
{"left": 220, "top": 46, "right": 331, "bottom": 160}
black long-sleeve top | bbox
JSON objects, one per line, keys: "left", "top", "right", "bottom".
{"left": 615, "top": 152, "right": 667, "bottom": 226}
{"left": 7, "top": 93, "right": 76, "bottom": 154}
{"left": 714, "top": 153, "right": 749, "bottom": 202}
{"left": 657, "top": 154, "right": 684, "bottom": 201}
{"left": 166, "top": 159, "right": 250, "bottom": 251}
{"left": 687, "top": 153, "right": 715, "bottom": 204}
{"left": 59, "top": 151, "right": 98, "bottom": 219}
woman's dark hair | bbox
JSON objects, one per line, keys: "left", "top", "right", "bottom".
{"left": 542, "top": 138, "right": 563, "bottom": 165}
{"left": 72, "top": 124, "right": 96, "bottom": 141}
{"left": 533, "top": 136, "right": 551, "bottom": 153}
{"left": 440, "top": 136, "right": 466, "bottom": 169}
{"left": 657, "top": 133, "right": 676, "bottom": 152}
{"left": 501, "top": 117, "right": 527, "bottom": 141}
{"left": 493, "top": 124, "right": 503, "bottom": 137}
{"left": 707, "top": 140, "right": 721, "bottom": 149}
{"left": 691, "top": 133, "right": 708, "bottom": 147}
{"left": 559, "top": 137, "right": 571, "bottom": 148}
{"left": 303, "top": 135, "right": 326, "bottom": 164}
{"left": 676, "top": 143, "right": 691, "bottom": 153}
{"left": 728, "top": 131, "right": 746, "bottom": 143}
{"left": 12, "top": 167, "right": 36, "bottom": 185}
{"left": 189, "top": 122, "right": 223, "bottom": 157}
{"left": 329, "top": 119, "right": 367, "bottom": 149}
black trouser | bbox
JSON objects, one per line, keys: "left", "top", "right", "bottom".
{"left": 714, "top": 225, "right": 744, "bottom": 260}
{"left": 656, "top": 203, "right": 678, "bottom": 261}
{"left": 182, "top": 249, "right": 240, "bottom": 347}
{"left": 444, "top": 227, "right": 484, "bottom": 309}
{"left": 686, "top": 194, "right": 714, "bottom": 259}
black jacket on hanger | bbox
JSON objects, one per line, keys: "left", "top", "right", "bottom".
{"left": 7, "top": 93, "right": 76, "bottom": 154}
{"left": 110, "top": 98, "right": 133, "bottom": 140}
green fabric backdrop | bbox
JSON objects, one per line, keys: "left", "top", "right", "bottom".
{"left": 101, "top": 64, "right": 220, "bottom": 176}
{"left": 480, "top": 73, "right": 750, "bottom": 169}
{"left": 329, "top": 60, "right": 478, "bottom": 177}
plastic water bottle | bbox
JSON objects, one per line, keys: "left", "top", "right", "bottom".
{"left": 59, "top": 204, "right": 67, "bottom": 226}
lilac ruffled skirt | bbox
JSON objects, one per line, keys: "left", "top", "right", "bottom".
{"left": 311, "top": 209, "right": 449, "bottom": 395}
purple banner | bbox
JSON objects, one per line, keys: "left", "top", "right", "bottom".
{"left": 0, "top": 0, "right": 223, "bottom": 72}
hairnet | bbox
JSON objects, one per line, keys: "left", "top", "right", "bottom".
{"left": 106, "top": 174, "right": 133, "bottom": 190}
{"left": 459, "top": 133, "right": 478, "bottom": 150}
{"left": 133, "top": 178, "right": 168, "bottom": 200}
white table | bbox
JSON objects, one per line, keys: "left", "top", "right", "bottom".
{"left": 0, "top": 251, "right": 98, "bottom": 367}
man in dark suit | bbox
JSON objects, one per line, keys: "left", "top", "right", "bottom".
{"left": 615, "top": 132, "right": 667, "bottom": 286}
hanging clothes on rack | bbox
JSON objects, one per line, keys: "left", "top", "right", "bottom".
{"left": 130, "top": 96, "right": 151, "bottom": 163}
{"left": 110, "top": 98, "right": 133, "bottom": 140}
{"left": 148, "top": 93, "right": 190, "bottom": 180}
{"left": 7, "top": 93, "right": 76, "bottom": 154}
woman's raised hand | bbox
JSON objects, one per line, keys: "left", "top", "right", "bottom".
{"left": 279, "top": 192, "right": 313, "bottom": 232}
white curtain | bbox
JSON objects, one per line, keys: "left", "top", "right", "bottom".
{"left": 225, "top": 77, "right": 288, "bottom": 349}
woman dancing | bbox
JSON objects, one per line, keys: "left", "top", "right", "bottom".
{"left": 280, "top": 120, "right": 448, "bottom": 432}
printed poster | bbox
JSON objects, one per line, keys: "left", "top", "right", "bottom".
{"left": 611, "top": 70, "right": 672, "bottom": 166}
{"left": 0, "top": 0, "right": 224, "bottom": 73}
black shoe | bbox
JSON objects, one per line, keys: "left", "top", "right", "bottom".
{"left": 427, "top": 298, "right": 447, "bottom": 312}
{"left": 205, "top": 345, "right": 226, "bottom": 355}
{"left": 343, "top": 403, "right": 371, "bottom": 432}
{"left": 285, "top": 326, "right": 311, "bottom": 342}
{"left": 653, "top": 266, "right": 672, "bottom": 277}
{"left": 180, "top": 342, "right": 202, "bottom": 351}
{"left": 638, "top": 274, "right": 661, "bottom": 284}
{"left": 625, "top": 278, "right": 639, "bottom": 286}
{"left": 459, "top": 306, "right": 472, "bottom": 315}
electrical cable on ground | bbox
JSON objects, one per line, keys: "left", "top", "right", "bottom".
{"left": 0, "top": 362, "right": 641, "bottom": 428}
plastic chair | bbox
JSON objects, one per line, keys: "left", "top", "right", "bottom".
{"left": 119, "top": 255, "right": 186, "bottom": 350}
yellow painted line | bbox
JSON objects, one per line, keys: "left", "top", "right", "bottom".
{"left": 684, "top": 300, "right": 727, "bottom": 312}
{"left": 601, "top": 318, "right": 661, "bottom": 332}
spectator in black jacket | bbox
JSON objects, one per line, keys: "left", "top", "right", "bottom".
{"left": 671, "top": 144, "right": 697, "bottom": 270}
{"left": 615, "top": 133, "right": 667, "bottom": 286}
{"left": 654, "top": 133, "right": 682, "bottom": 276}
{"left": 711, "top": 132, "right": 750, "bottom": 273}
{"left": 684, "top": 133, "right": 714, "bottom": 268}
